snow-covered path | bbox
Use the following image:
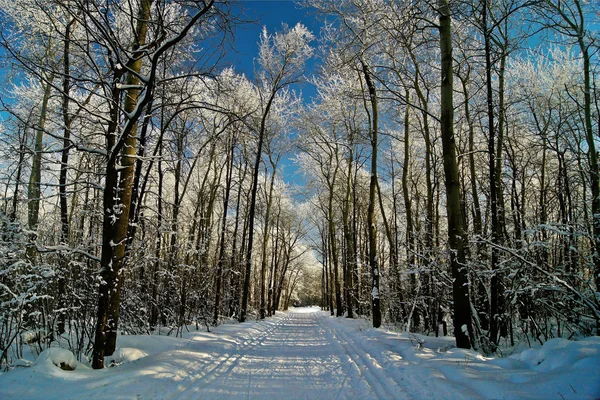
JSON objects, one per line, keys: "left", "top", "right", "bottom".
{"left": 1, "top": 308, "right": 599, "bottom": 399}
{"left": 170, "top": 310, "right": 412, "bottom": 399}
{"left": 0, "top": 310, "right": 455, "bottom": 399}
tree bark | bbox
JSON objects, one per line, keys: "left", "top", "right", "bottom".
{"left": 361, "top": 59, "right": 381, "bottom": 328}
{"left": 103, "top": 0, "right": 153, "bottom": 356}
{"left": 328, "top": 168, "right": 343, "bottom": 316}
{"left": 342, "top": 139, "right": 355, "bottom": 318}
{"left": 240, "top": 90, "right": 278, "bottom": 323}
{"left": 27, "top": 74, "right": 54, "bottom": 260}
{"left": 93, "top": 0, "right": 153, "bottom": 369}
{"left": 57, "top": 18, "right": 77, "bottom": 335}
{"left": 482, "top": 0, "right": 506, "bottom": 347}
{"left": 214, "top": 137, "right": 235, "bottom": 325}
{"left": 260, "top": 153, "right": 279, "bottom": 319}
{"left": 439, "top": 0, "right": 473, "bottom": 349}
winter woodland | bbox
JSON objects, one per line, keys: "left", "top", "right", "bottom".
{"left": 0, "top": 0, "right": 599, "bottom": 389}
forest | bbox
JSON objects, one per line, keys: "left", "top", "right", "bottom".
{"left": 0, "top": 0, "right": 599, "bottom": 372}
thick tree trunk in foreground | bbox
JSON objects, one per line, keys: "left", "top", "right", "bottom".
{"left": 93, "top": 0, "right": 153, "bottom": 369}
{"left": 103, "top": 0, "right": 152, "bottom": 357}
{"left": 439, "top": 0, "right": 473, "bottom": 349}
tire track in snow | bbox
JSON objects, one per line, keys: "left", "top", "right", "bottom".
{"left": 167, "top": 313, "right": 295, "bottom": 399}
{"left": 318, "top": 314, "right": 413, "bottom": 400}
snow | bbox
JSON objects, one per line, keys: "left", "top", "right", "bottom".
{"left": 1, "top": 308, "right": 599, "bottom": 399}
{"left": 35, "top": 348, "right": 80, "bottom": 371}
{"left": 371, "top": 286, "right": 379, "bottom": 299}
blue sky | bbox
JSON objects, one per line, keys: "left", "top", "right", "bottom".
{"left": 229, "top": 1, "right": 321, "bottom": 99}
{"left": 228, "top": 1, "right": 322, "bottom": 191}
{"left": 0, "top": 1, "right": 321, "bottom": 101}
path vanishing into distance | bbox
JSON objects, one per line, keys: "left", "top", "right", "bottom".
{"left": 3, "top": 308, "right": 599, "bottom": 399}
{"left": 169, "top": 310, "right": 416, "bottom": 400}
{"left": 7, "top": 309, "right": 597, "bottom": 399}
{"left": 2, "top": 308, "right": 483, "bottom": 400}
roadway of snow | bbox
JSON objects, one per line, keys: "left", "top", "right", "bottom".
{"left": 1, "top": 307, "right": 599, "bottom": 399}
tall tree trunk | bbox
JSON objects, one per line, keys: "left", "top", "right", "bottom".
{"left": 459, "top": 76, "right": 483, "bottom": 237}
{"left": 214, "top": 138, "right": 235, "bottom": 325}
{"left": 104, "top": 0, "right": 152, "bottom": 355}
{"left": 27, "top": 74, "right": 54, "bottom": 260}
{"left": 376, "top": 178, "right": 399, "bottom": 318}
{"left": 240, "top": 91, "right": 277, "bottom": 323}
{"left": 421, "top": 106, "right": 435, "bottom": 332}
{"left": 410, "top": 56, "right": 435, "bottom": 330}
{"left": 572, "top": 4, "right": 600, "bottom": 299}
{"left": 57, "top": 18, "right": 77, "bottom": 335}
{"left": 401, "top": 94, "right": 418, "bottom": 329}
{"left": 389, "top": 152, "right": 405, "bottom": 323}
{"left": 268, "top": 206, "right": 281, "bottom": 315}
{"left": 321, "top": 264, "right": 326, "bottom": 309}
{"left": 229, "top": 155, "right": 247, "bottom": 317}
{"left": 150, "top": 142, "right": 164, "bottom": 329}
{"left": 352, "top": 169, "right": 360, "bottom": 315}
{"left": 172, "top": 134, "right": 185, "bottom": 326}
{"left": 342, "top": 142, "right": 355, "bottom": 318}
{"left": 237, "top": 177, "right": 251, "bottom": 318}
{"left": 483, "top": 0, "right": 505, "bottom": 347}
{"left": 93, "top": 0, "right": 152, "bottom": 369}
{"left": 260, "top": 154, "right": 278, "bottom": 319}
{"left": 93, "top": 82, "right": 123, "bottom": 370}
{"left": 495, "top": 49, "right": 508, "bottom": 241}
{"left": 59, "top": 20, "right": 75, "bottom": 245}
{"left": 361, "top": 59, "right": 381, "bottom": 328}
{"left": 328, "top": 163, "right": 342, "bottom": 316}
{"left": 324, "top": 223, "right": 334, "bottom": 315}
{"left": 439, "top": 0, "right": 473, "bottom": 349}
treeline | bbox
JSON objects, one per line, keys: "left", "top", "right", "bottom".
{"left": 300, "top": 0, "right": 599, "bottom": 354}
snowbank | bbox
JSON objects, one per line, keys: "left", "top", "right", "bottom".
{"left": 35, "top": 347, "right": 80, "bottom": 371}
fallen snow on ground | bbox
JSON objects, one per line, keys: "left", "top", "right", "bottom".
{"left": 1, "top": 308, "right": 598, "bottom": 399}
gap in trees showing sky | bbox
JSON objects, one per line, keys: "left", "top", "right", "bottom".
{"left": 226, "top": 1, "right": 323, "bottom": 194}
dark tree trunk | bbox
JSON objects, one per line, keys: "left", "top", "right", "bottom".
{"left": 482, "top": 0, "right": 505, "bottom": 346}
{"left": 361, "top": 59, "right": 381, "bottom": 328}
{"left": 439, "top": 0, "right": 473, "bottom": 349}
{"left": 214, "top": 138, "right": 235, "bottom": 325}
{"left": 240, "top": 91, "right": 277, "bottom": 323}
{"left": 342, "top": 144, "right": 355, "bottom": 319}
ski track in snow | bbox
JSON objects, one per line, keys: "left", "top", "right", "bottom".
{"left": 166, "top": 311, "right": 414, "bottom": 399}
{"left": 319, "top": 315, "right": 408, "bottom": 399}
{"left": 167, "top": 313, "right": 298, "bottom": 399}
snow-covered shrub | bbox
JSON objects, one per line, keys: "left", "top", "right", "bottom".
{"left": 0, "top": 215, "right": 55, "bottom": 368}
{"left": 35, "top": 347, "right": 78, "bottom": 371}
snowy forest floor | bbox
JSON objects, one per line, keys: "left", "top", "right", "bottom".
{"left": 1, "top": 308, "right": 599, "bottom": 399}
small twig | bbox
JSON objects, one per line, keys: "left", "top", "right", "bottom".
{"left": 569, "top": 384, "right": 576, "bottom": 393}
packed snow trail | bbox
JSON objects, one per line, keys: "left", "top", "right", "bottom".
{"left": 164, "top": 310, "right": 419, "bottom": 400}
{"left": 1, "top": 308, "right": 599, "bottom": 399}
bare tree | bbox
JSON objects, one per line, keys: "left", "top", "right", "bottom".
{"left": 239, "top": 23, "right": 313, "bottom": 323}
